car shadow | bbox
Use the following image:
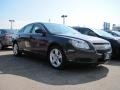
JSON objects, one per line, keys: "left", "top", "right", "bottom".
{"left": 106, "top": 59, "right": 120, "bottom": 66}
{"left": 0, "top": 53, "right": 109, "bottom": 85}
{"left": 0, "top": 47, "right": 12, "bottom": 51}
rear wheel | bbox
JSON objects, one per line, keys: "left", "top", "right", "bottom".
{"left": 13, "top": 43, "right": 22, "bottom": 56}
{"left": 48, "top": 46, "right": 66, "bottom": 69}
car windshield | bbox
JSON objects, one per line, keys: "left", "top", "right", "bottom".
{"left": 105, "top": 31, "right": 120, "bottom": 37}
{"left": 112, "top": 31, "right": 120, "bottom": 35}
{"left": 93, "top": 29, "right": 114, "bottom": 38}
{"left": 44, "top": 23, "right": 80, "bottom": 35}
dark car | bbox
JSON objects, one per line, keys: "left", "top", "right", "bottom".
{"left": 105, "top": 30, "right": 120, "bottom": 37}
{"left": 111, "top": 30, "right": 120, "bottom": 36}
{"left": 0, "top": 29, "right": 14, "bottom": 50}
{"left": 72, "top": 27, "right": 120, "bottom": 57}
{"left": 12, "top": 23, "right": 111, "bottom": 69}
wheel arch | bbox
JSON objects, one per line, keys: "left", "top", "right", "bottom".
{"left": 47, "top": 42, "right": 65, "bottom": 55}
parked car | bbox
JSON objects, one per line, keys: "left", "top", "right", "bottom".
{"left": 0, "top": 29, "right": 14, "bottom": 50}
{"left": 111, "top": 30, "right": 120, "bottom": 36}
{"left": 105, "top": 30, "right": 120, "bottom": 37}
{"left": 12, "top": 23, "right": 111, "bottom": 69}
{"left": 72, "top": 27, "right": 120, "bottom": 57}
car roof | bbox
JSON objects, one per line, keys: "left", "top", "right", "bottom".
{"left": 72, "top": 26, "right": 92, "bottom": 30}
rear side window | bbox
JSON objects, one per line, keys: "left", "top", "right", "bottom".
{"left": 24, "top": 25, "right": 33, "bottom": 34}
{"left": 19, "top": 24, "right": 33, "bottom": 34}
{"left": 18, "top": 27, "right": 25, "bottom": 33}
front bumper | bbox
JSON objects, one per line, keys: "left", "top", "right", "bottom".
{"left": 112, "top": 46, "right": 120, "bottom": 56}
{"left": 65, "top": 49, "right": 111, "bottom": 64}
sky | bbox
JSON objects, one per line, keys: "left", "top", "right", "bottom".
{"left": 0, "top": 0, "right": 120, "bottom": 29}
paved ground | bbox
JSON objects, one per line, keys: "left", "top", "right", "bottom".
{"left": 0, "top": 48, "right": 120, "bottom": 90}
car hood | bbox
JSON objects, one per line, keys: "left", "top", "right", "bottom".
{"left": 56, "top": 33, "right": 109, "bottom": 44}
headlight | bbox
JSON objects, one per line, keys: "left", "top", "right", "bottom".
{"left": 69, "top": 39, "right": 90, "bottom": 49}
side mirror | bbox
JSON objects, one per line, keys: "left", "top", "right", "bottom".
{"left": 35, "top": 29, "right": 46, "bottom": 36}
{"left": 35, "top": 29, "right": 42, "bottom": 33}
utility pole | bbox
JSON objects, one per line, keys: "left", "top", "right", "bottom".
{"left": 9, "top": 19, "right": 15, "bottom": 30}
{"left": 49, "top": 18, "right": 51, "bottom": 23}
{"left": 61, "top": 15, "right": 67, "bottom": 24}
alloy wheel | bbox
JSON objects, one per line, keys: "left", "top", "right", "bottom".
{"left": 49, "top": 48, "right": 63, "bottom": 68}
{"left": 13, "top": 44, "right": 18, "bottom": 55}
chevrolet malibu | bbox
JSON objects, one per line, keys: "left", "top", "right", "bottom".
{"left": 12, "top": 22, "right": 112, "bottom": 69}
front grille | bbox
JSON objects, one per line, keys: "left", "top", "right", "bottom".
{"left": 93, "top": 43, "right": 111, "bottom": 51}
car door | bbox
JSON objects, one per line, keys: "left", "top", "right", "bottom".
{"left": 18, "top": 24, "right": 33, "bottom": 51}
{"left": 29, "top": 23, "right": 48, "bottom": 54}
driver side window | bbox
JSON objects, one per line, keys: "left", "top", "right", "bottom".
{"left": 32, "top": 24, "right": 45, "bottom": 34}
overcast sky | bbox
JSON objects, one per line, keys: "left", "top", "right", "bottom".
{"left": 0, "top": 0, "right": 120, "bottom": 29}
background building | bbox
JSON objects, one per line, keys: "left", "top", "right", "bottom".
{"left": 103, "top": 22, "right": 110, "bottom": 31}
{"left": 112, "top": 24, "right": 120, "bottom": 31}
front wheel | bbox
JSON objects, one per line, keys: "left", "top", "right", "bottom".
{"left": 13, "top": 43, "right": 22, "bottom": 56}
{"left": 48, "top": 46, "right": 66, "bottom": 69}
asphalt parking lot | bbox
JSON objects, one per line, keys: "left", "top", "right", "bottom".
{"left": 0, "top": 48, "right": 120, "bottom": 90}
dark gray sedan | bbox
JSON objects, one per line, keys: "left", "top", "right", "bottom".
{"left": 13, "top": 22, "right": 112, "bottom": 69}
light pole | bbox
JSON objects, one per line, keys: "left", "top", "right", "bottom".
{"left": 61, "top": 15, "right": 67, "bottom": 24}
{"left": 49, "top": 18, "right": 51, "bottom": 23}
{"left": 9, "top": 19, "right": 15, "bottom": 30}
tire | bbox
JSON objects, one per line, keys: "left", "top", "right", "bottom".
{"left": 13, "top": 43, "right": 22, "bottom": 56}
{"left": 48, "top": 46, "right": 66, "bottom": 69}
{"left": 0, "top": 42, "right": 3, "bottom": 50}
